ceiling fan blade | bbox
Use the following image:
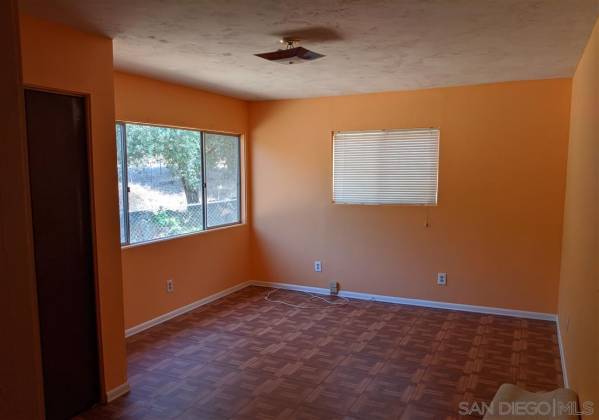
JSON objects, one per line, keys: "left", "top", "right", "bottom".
{"left": 255, "top": 47, "right": 325, "bottom": 64}
{"left": 271, "top": 26, "right": 343, "bottom": 43}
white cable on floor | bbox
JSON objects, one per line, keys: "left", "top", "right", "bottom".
{"left": 264, "top": 288, "right": 350, "bottom": 309}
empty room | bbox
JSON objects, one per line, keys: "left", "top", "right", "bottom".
{"left": 2, "top": 0, "right": 598, "bottom": 419}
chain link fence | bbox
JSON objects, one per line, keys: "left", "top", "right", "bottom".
{"left": 125, "top": 159, "right": 239, "bottom": 244}
{"left": 206, "top": 199, "right": 239, "bottom": 228}
{"left": 128, "top": 199, "right": 239, "bottom": 243}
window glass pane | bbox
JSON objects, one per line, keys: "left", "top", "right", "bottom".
{"left": 116, "top": 124, "right": 126, "bottom": 244}
{"left": 125, "top": 123, "right": 203, "bottom": 243}
{"left": 204, "top": 133, "right": 241, "bottom": 227}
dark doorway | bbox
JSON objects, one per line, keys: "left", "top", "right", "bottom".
{"left": 25, "top": 89, "right": 100, "bottom": 420}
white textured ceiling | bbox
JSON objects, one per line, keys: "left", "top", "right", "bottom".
{"left": 19, "top": 0, "right": 599, "bottom": 100}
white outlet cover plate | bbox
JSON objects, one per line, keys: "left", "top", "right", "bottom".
{"left": 437, "top": 273, "right": 447, "bottom": 285}
{"left": 314, "top": 261, "right": 322, "bottom": 272}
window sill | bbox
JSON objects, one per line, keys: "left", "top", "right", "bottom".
{"left": 332, "top": 201, "right": 438, "bottom": 206}
{"left": 120, "top": 222, "right": 246, "bottom": 250}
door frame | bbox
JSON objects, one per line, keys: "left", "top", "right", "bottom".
{"left": 1, "top": 1, "right": 46, "bottom": 418}
{"left": 24, "top": 85, "right": 107, "bottom": 405}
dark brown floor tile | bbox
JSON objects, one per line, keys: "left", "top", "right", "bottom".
{"left": 349, "top": 392, "right": 406, "bottom": 420}
{"left": 338, "top": 353, "right": 385, "bottom": 375}
{"left": 144, "top": 379, "right": 212, "bottom": 415}
{"left": 232, "top": 396, "right": 297, "bottom": 420}
{"left": 183, "top": 361, "right": 240, "bottom": 388}
{"left": 127, "top": 351, "right": 170, "bottom": 372}
{"left": 323, "top": 367, "right": 373, "bottom": 394}
{"left": 80, "top": 287, "right": 564, "bottom": 420}
{"left": 146, "top": 356, "right": 205, "bottom": 379}
{"left": 225, "top": 369, "right": 273, "bottom": 392}
{"left": 420, "top": 365, "right": 469, "bottom": 390}
{"left": 176, "top": 405, "right": 236, "bottom": 420}
{"left": 204, "top": 331, "right": 257, "bottom": 348}
{"left": 126, "top": 370, "right": 182, "bottom": 400}
{"left": 250, "top": 355, "right": 333, "bottom": 385}
{"left": 254, "top": 377, "right": 314, "bottom": 404}
{"left": 214, "top": 346, "right": 263, "bottom": 369}
{"left": 190, "top": 384, "right": 254, "bottom": 417}
{"left": 366, "top": 376, "right": 414, "bottom": 401}
{"left": 400, "top": 404, "right": 463, "bottom": 420}
{"left": 77, "top": 397, "right": 166, "bottom": 419}
{"left": 410, "top": 381, "right": 468, "bottom": 412}
{"left": 174, "top": 342, "right": 227, "bottom": 362}
{"left": 300, "top": 346, "right": 348, "bottom": 369}
{"left": 290, "top": 404, "right": 357, "bottom": 420}
{"left": 351, "top": 340, "right": 396, "bottom": 359}
{"left": 379, "top": 359, "right": 425, "bottom": 382}
{"left": 304, "top": 384, "right": 360, "bottom": 415}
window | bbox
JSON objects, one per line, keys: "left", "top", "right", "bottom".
{"left": 116, "top": 122, "right": 241, "bottom": 245}
{"left": 333, "top": 128, "right": 439, "bottom": 205}
{"left": 116, "top": 123, "right": 126, "bottom": 243}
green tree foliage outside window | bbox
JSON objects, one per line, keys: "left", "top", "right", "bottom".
{"left": 125, "top": 124, "right": 202, "bottom": 204}
{"left": 117, "top": 123, "right": 241, "bottom": 244}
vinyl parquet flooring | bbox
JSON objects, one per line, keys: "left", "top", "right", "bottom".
{"left": 78, "top": 286, "right": 563, "bottom": 420}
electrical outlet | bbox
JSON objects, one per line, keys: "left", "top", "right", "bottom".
{"left": 437, "top": 272, "right": 447, "bottom": 286}
{"left": 314, "top": 260, "right": 322, "bottom": 272}
{"left": 166, "top": 279, "right": 174, "bottom": 293}
{"left": 329, "top": 281, "right": 339, "bottom": 296}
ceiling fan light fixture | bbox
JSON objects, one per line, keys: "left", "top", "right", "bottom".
{"left": 255, "top": 39, "right": 325, "bottom": 64}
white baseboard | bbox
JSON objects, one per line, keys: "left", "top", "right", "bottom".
{"left": 124, "top": 281, "right": 251, "bottom": 337}
{"left": 106, "top": 382, "right": 130, "bottom": 402}
{"left": 251, "top": 281, "right": 557, "bottom": 321}
{"left": 556, "top": 316, "right": 569, "bottom": 388}
{"left": 124, "top": 279, "right": 557, "bottom": 339}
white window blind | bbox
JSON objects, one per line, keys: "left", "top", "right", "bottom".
{"left": 333, "top": 128, "right": 439, "bottom": 205}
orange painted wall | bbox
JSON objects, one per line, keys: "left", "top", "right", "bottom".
{"left": 19, "top": 15, "right": 127, "bottom": 393}
{"left": 558, "top": 19, "right": 599, "bottom": 413}
{"left": 113, "top": 72, "right": 250, "bottom": 329}
{"left": 250, "top": 79, "right": 571, "bottom": 314}
{"left": 1, "top": 3, "right": 45, "bottom": 418}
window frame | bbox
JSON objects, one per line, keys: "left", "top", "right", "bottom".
{"left": 202, "top": 130, "right": 243, "bottom": 230}
{"left": 116, "top": 121, "right": 243, "bottom": 246}
{"left": 331, "top": 127, "right": 440, "bottom": 206}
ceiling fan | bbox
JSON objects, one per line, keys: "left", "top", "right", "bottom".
{"left": 254, "top": 38, "right": 325, "bottom": 64}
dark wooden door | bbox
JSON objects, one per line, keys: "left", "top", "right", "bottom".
{"left": 25, "top": 89, "right": 100, "bottom": 420}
